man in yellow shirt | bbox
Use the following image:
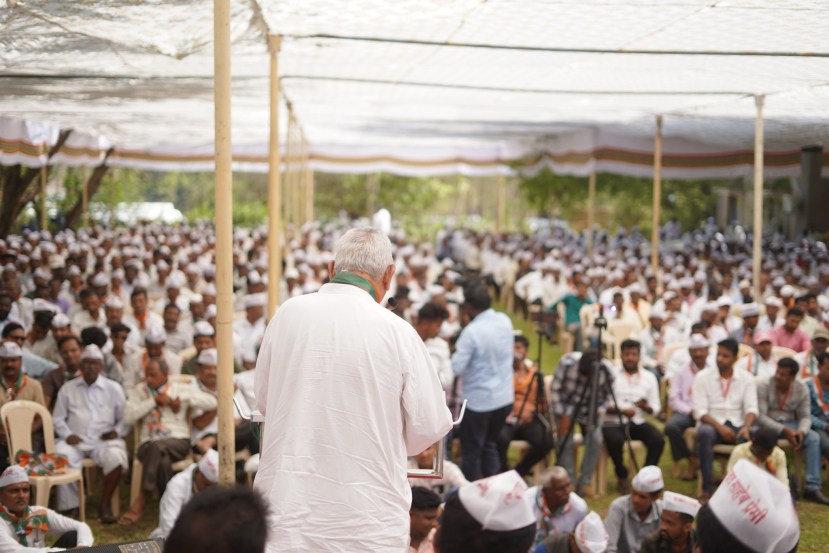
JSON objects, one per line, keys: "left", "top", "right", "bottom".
{"left": 726, "top": 426, "right": 788, "bottom": 490}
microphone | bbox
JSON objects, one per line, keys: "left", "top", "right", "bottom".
{"left": 387, "top": 296, "right": 398, "bottom": 311}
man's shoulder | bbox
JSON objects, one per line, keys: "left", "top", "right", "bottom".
{"left": 567, "top": 491, "right": 588, "bottom": 514}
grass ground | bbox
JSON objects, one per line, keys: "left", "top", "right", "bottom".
{"left": 504, "top": 301, "right": 828, "bottom": 552}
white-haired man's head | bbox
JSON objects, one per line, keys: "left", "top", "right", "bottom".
{"left": 330, "top": 228, "right": 395, "bottom": 301}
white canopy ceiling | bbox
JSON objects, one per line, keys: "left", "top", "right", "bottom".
{"left": 2, "top": 0, "right": 829, "bottom": 177}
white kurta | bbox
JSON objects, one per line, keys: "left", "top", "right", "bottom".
{"left": 254, "top": 283, "right": 453, "bottom": 552}
{"left": 150, "top": 463, "right": 198, "bottom": 540}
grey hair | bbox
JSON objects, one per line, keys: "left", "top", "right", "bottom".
{"left": 539, "top": 466, "right": 570, "bottom": 489}
{"left": 333, "top": 227, "right": 394, "bottom": 282}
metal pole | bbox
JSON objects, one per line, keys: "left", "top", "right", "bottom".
{"left": 305, "top": 163, "right": 314, "bottom": 224}
{"left": 267, "top": 35, "right": 282, "bottom": 318}
{"left": 587, "top": 169, "right": 596, "bottom": 254}
{"left": 213, "top": 0, "right": 235, "bottom": 485}
{"left": 650, "top": 115, "right": 663, "bottom": 279}
{"left": 40, "top": 164, "right": 47, "bottom": 231}
{"left": 752, "top": 96, "right": 765, "bottom": 299}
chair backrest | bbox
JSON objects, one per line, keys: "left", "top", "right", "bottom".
{"left": 0, "top": 400, "right": 56, "bottom": 461}
{"left": 608, "top": 320, "right": 637, "bottom": 341}
{"left": 658, "top": 341, "right": 688, "bottom": 367}
{"left": 773, "top": 346, "right": 797, "bottom": 360}
{"left": 737, "top": 343, "right": 754, "bottom": 360}
{"left": 177, "top": 346, "right": 197, "bottom": 362}
{"left": 170, "top": 374, "right": 196, "bottom": 386}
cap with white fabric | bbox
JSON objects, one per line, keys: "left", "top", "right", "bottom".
{"left": 202, "top": 283, "right": 217, "bottom": 296}
{"left": 574, "top": 512, "right": 608, "bottom": 553}
{"left": 145, "top": 326, "right": 167, "bottom": 344}
{"left": 688, "top": 334, "right": 710, "bottom": 350}
{"left": 649, "top": 308, "right": 666, "bottom": 320}
{"left": 197, "top": 348, "right": 218, "bottom": 366}
{"left": 0, "top": 342, "right": 23, "bottom": 359}
{"left": 91, "top": 273, "right": 109, "bottom": 287}
{"left": 702, "top": 301, "right": 719, "bottom": 313}
{"left": 194, "top": 321, "right": 215, "bottom": 337}
{"left": 51, "top": 313, "right": 70, "bottom": 328}
{"left": 663, "top": 491, "right": 701, "bottom": 519}
{"left": 740, "top": 303, "right": 760, "bottom": 318}
{"left": 243, "top": 293, "right": 266, "bottom": 309}
{"left": 780, "top": 285, "right": 795, "bottom": 297}
{"left": 707, "top": 459, "right": 799, "bottom": 553}
{"left": 764, "top": 296, "right": 783, "bottom": 307}
{"left": 458, "top": 470, "right": 535, "bottom": 531}
{"left": 32, "top": 298, "right": 57, "bottom": 313}
{"left": 717, "top": 296, "right": 733, "bottom": 308}
{"left": 197, "top": 449, "right": 219, "bottom": 483}
{"left": 0, "top": 465, "right": 28, "bottom": 488}
{"left": 631, "top": 465, "right": 664, "bottom": 493}
{"left": 105, "top": 295, "right": 124, "bottom": 310}
{"left": 81, "top": 344, "right": 104, "bottom": 361}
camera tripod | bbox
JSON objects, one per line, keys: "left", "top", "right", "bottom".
{"left": 553, "top": 306, "right": 640, "bottom": 480}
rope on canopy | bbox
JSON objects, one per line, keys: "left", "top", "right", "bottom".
{"left": 284, "top": 33, "right": 829, "bottom": 58}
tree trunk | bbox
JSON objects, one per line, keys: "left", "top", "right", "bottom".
{"left": 64, "top": 148, "right": 114, "bottom": 230}
{"left": 0, "top": 130, "right": 72, "bottom": 238}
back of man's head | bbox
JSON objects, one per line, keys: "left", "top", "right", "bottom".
{"left": 462, "top": 286, "right": 491, "bottom": 313}
{"left": 418, "top": 302, "right": 449, "bottom": 323}
{"left": 164, "top": 485, "right": 269, "bottom": 553}
{"left": 411, "top": 486, "right": 441, "bottom": 512}
{"left": 333, "top": 227, "right": 393, "bottom": 283}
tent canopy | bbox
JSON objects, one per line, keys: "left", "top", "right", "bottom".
{"left": 2, "top": 0, "right": 829, "bottom": 177}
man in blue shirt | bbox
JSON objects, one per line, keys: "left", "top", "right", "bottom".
{"left": 452, "top": 284, "right": 515, "bottom": 481}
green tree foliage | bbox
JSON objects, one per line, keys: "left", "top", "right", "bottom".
{"left": 516, "top": 168, "right": 726, "bottom": 234}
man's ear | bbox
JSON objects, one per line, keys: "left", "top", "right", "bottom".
{"left": 382, "top": 264, "right": 395, "bottom": 291}
{"left": 328, "top": 261, "right": 336, "bottom": 278}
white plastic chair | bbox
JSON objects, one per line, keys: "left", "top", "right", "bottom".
{"left": 0, "top": 400, "right": 85, "bottom": 521}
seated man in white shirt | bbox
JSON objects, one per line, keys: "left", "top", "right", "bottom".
{"left": 692, "top": 338, "right": 758, "bottom": 500}
{"left": 150, "top": 449, "right": 219, "bottom": 540}
{"left": 122, "top": 325, "right": 183, "bottom": 389}
{"left": 53, "top": 345, "right": 128, "bottom": 524}
{"left": 602, "top": 339, "right": 665, "bottom": 493}
{"left": 664, "top": 334, "right": 712, "bottom": 481}
{"left": 638, "top": 308, "right": 681, "bottom": 378}
{"left": 0, "top": 465, "right": 94, "bottom": 551}
{"left": 527, "top": 466, "right": 588, "bottom": 546}
{"left": 734, "top": 330, "right": 777, "bottom": 380}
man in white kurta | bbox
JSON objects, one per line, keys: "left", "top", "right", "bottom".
{"left": 52, "top": 345, "right": 128, "bottom": 522}
{"left": 149, "top": 449, "right": 219, "bottom": 540}
{"left": 254, "top": 227, "right": 452, "bottom": 552}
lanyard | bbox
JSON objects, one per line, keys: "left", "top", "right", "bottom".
{"left": 720, "top": 376, "right": 732, "bottom": 400}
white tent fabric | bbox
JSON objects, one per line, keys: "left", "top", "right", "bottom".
{"left": 2, "top": 0, "right": 829, "bottom": 177}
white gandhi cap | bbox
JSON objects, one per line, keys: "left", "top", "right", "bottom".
{"left": 458, "top": 470, "right": 536, "bottom": 531}
{"left": 708, "top": 459, "right": 799, "bottom": 553}
{"left": 574, "top": 511, "right": 608, "bottom": 553}
{"left": 197, "top": 449, "right": 219, "bottom": 483}
{"left": 0, "top": 465, "right": 28, "bottom": 488}
{"left": 631, "top": 465, "right": 664, "bottom": 493}
{"left": 663, "top": 491, "right": 701, "bottom": 518}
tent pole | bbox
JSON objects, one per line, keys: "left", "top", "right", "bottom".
{"left": 587, "top": 169, "right": 596, "bottom": 255}
{"left": 752, "top": 95, "right": 765, "bottom": 300}
{"left": 267, "top": 35, "right": 282, "bottom": 318}
{"left": 81, "top": 166, "right": 89, "bottom": 228}
{"left": 496, "top": 174, "right": 505, "bottom": 233}
{"left": 305, "top": 153, "right": 314, "bottom": 224}
{"left": 40, "top": 164, "right": 47, "bottom": 231}
{"left": 213, "top": 0, "right": 235, "bottom": 485}
{"left": 650, "top": 115, "right": 663, "bottom": 281}
{"left": 294, "top": 130, "right": 303, "bottom": 229}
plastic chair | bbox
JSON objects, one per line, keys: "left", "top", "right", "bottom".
{"left": 772, "top": 346, "right": 797, "bottom": 360}
{"left": 0, "top": 400, "right": 85, "bottom": 521}
{"left": 658, "top": 342, "right": 688, "bottom": 367}
{"left": 737, "top": 343, "right": 754, "bottom": 360}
